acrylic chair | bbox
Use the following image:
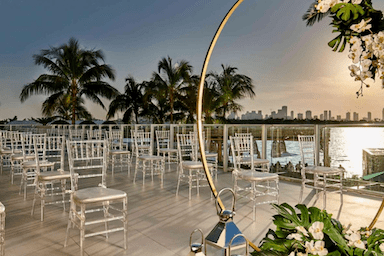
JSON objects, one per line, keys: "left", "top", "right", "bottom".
{"left": 105, "top": 130, "right": 131, "bottom": 175}
{"left": 232, "top": 133, "right": 270, "bottom": 172}
{"left": 64, "top": 140, "right": 128, "bottom": 256}
{"left": 190, "top": 131, "right": 218, "bottom": 180}
{"left": 230, "top": 135, "right": 279, "bottom": 221}
{"left": 298, "top": 135, "right": 345, "bottom": 209}
{"left": 176, "top": 133, "right": 214, "bottom": 200}
{"left": 9, "top": 132, "right": 34, "bottom": 184}
{"left": 19, "top": 133, "right": 55, "bottom": 200}
{"left": 0, "top": 131, "right": 22, "bottom": 179}
{"left": 133, "top": 131, "right": 165, "bottom": 186}
{"left": 31, "top": 135, "right": 71, "bottom": 221}
{"left": 0, "top": 130, "right": 14, "bottom": 175}
{"left": 156, "top": 130, "right": 178, "bottom": 169}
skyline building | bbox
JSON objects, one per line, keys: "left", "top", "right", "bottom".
{"left": 305, "top": 110, "right": 312, "bottom": 119}
{"left": 353, "top": 112, "right": 359, "bottom": 121}
{"left": 233, "top": 106, "right": 382, "bottom": 122}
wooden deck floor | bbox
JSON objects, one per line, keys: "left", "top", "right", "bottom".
{"left": 1, "top": 162, "right": 384, "bottom": 256}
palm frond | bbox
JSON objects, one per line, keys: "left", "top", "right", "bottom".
{"left": 302, "top": 1, "right": 330, "bottom": 26}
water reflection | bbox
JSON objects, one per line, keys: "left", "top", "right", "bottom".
{"left": 330, "top": 127, "right": 384, "bottom": 177}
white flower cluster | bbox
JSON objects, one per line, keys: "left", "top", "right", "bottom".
{"left": 315, "top": 0, "right": 362, "bottom": 13}
{"left": 348, "top": 31, "right": 384, "bottom": 86}
{"left": 316, "top": 0, "right": 362, "bottom": 13}
{"left": 287, "top": 221, "right": 328, "bottom": 256}
{"left": 287, "top": 222, "right": 384, "bottom": 255}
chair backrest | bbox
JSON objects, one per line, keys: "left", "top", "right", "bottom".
{"left": 298, "top": 135, "right": 316, "bottom": 166}
{"left": 32, "top": 135, "right": 50, "bottom": 174}
{"left": 45, "top": 136, "right": 65, "bottom": 169}
{"left": 69, "top": 129, "right": 84, "bottom": 141}
{"left": 66, "top": 140, "right": 107, "bottom": 191}
{"left": 87, "top": 129, "right": 104, "bottom": 140}
{"left": 133, "top": 131, "right": 152, "bottom": 155}
{"left": 177, "top": 133, "right": 197, "bottom": 162}
{"left": 230, "top": 135, "right": 254, "bottom": 170}
{"left": 105, "top": 130, "right": 125, "bottom": 150}
{"left": 156, "top": 130, "right": 171, "bottom": 150}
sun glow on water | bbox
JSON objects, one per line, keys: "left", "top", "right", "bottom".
{"left": 329, "top": 127, "right": 384, "bottom": 177}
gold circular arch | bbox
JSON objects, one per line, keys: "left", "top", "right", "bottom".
{"left": 195, "top": 0, "right": 262, "bottom": 251}
{"left": 195, "top": 0, "right": 384, "bottom": 249}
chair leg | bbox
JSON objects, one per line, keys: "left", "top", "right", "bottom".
{"left": 40, "top": 185, "right": 46, "bottom": 221}
{"left": 31, "top": 183, "right": 38, "bottom": 217}
{"left": 103, "top": 203, "right": 110, "bottom": 241}
{"left": 61, "top": 179, "right": 66, "bottom": 211}
{"left": 133, "top": 159, "right": 139, "bottom": 183}
{"left": 64, "top": 199, "right": 74, "bottom": 248}
{"left": 176, "top": 166, "right": 181, "bottom": 196}
{"left": 123, "top": 197, "right": 128, "bottom": 250}
{"left": 112, "top": 155, "right": 115, "bottom": 176}
{"left": 80, "top": 205, "right": 85, "bottom": 256}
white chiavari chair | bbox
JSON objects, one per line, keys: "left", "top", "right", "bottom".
{"left": 64, "top": 139, "right": 128, "bottom": 256}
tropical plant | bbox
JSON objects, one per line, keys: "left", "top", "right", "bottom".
{"left": 303, "top": 0, "right": 384, "bottom": 96}
{"left": 20, "top": 37, "right": 119, "bottom": 124}
{"left": 208, "top": 64, "right": 255, "bottom": 121}
{"left": 107, "top": 76, "right": 145, "bottom": 124}
{"left": 253, "top": 203, "right": 384, "bottom": 256}
{"left": 151, "top": 56, "right": 192, "bottom": 123}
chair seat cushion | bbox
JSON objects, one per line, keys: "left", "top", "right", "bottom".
{"left": 73, "top": 187, "right": 127, "bottom": 204}
{"left": 238, "top": 156, "right": 269, "bottom": 165}
{"left": 182, "top": 161, "right": 213, "bottom": 169}
{"left": 38, "top": 171, "right": 71, "bottom": 181}
{"left": 303, "top": 166, "right": 345, "bottom": 175}
{"left": 138, "top": 155, "right": 163, "bottom": 161}
{"left": 109, "top": 149, "right": 130, "bottom": 155}
{"left": 22, "top": 160, "right": 54, "bottom": 168}
{"left": 11, "top": 153, "right": 34, "bottom": 161}
{"left": 159, "top": 148, "right": 178, "bottom": 153}
{"left": 234, "top": 169, "right": 278, "bottom": 182}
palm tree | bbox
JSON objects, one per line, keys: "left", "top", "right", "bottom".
{"left": 20, "top": 37, "right": 119, "bottom": 124}
{"left": 107, "top": 76, "right": 145, "bottom": 124}
{"left": 208, "top": 64, "right": 255, "bottom": 121}
{"left": 151, "top": 56, "right": 192, "bottom": 123}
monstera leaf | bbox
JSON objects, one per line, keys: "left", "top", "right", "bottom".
{"left": 331, "top": 3, "right": 365, "bottom": 21}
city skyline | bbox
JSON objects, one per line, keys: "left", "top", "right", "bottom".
{"left": 2, "top": 0, "right": 384, "bottom": 121}
{"left": 234, "top": 105, "right": 381, "bottom": 121}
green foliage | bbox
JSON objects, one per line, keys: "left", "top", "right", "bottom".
{"left": 251, "top": 203, "right": 384, "bottom": 256}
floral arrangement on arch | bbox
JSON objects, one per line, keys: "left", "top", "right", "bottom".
{"left": 251, "top": 203, "right": 384, "bottom": 256}
{"left": 303, "top": 0, "right": 384, "bottom": 97}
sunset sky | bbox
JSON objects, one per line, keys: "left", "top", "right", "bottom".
{"left": 2, "top": 0, "right": 384, "bottom": 120}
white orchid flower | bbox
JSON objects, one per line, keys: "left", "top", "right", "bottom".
{"left": 296, "top": 226, "right": 309, "bottom": 237}
{"left": 350, "top": 18, "right": 372, "bottom": 33}
{"left": 345, "top": 231, "right": 366, "bottom": 249}
{"left": 374, "top": 31, "right": 384, "bottom": 44}
{"left": 316, "top": 1, "right": 331, "bottom": 13}
{"left": 351, "top": 0, "right": 362, "bottom": 4}
{"left": 313, "top": 240, "right": 328, "bottom": 256}
{"left": 350, "top": 36, "right": 362, "bottom": 47}
{"left": 380, "top": 243, "right": 384, "bottom": 252}
{"left": 305, "top": 240, "right": 315, "bottom": 254}
{"left": 287, "top": 233, "right": 303, "bottom": 241}
{"left": 361, "top": 59, "right": 372, "bottom": 72}
{"left": 362, "top": 35, "right": 374, "bottom": 48}
{"left": 309, "top": 221, "right": 324, "bottom": 240}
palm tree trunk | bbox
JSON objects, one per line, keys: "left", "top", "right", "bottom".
{"left": 71, "top": 80, "right": 77, "bottom": 125}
